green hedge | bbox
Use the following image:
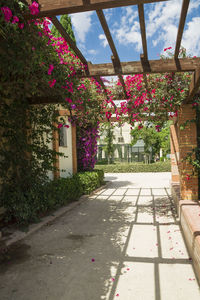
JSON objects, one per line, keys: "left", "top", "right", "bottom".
{"left": 1, "top": 170, "right": 104, "bottom": 225}
{"left": 95, "top": 161, "right": 171, "bottom": 173}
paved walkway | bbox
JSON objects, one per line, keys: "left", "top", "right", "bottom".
{"left": 0, "top": 173, "right": 200, "bottom": 300}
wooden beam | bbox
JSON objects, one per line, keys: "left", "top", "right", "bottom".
{"left": 28, "top": 96, "right": 62, "bottom": 105}
{"left": 138, "top": 4, "right": 148, "bottom": 60}
{"left": 51, "top": 16, "right": 88, "bottom": 66}
{"left": 32, "top": 0, "right": 169, "bottom": 18}
{"left": 118, "top": 74, "right": 128, "bottom": 98}
{"left": 95, "top": 75, "right": 107, "bottom": 91}
{"left": 96, "top": 10, "right": 128, "bottom": 98}
{"left": 174, "top": 0, "right": 190, "bottom": 59}
{"left": 96, "top": 9, "right": 119, "bottom": 61}
{"left": 82, "top": 58, "right": 200, "bottom": 77}
{"left": 185, "top": 68, "right": 200, "bottom": 103}
{"left": 72, "top": 124, "right": 77, "bottom": 174}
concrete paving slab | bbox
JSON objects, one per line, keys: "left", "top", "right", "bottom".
{"left": 140, "top": 188, "right": 152, "bottom": 195}
{"left": 122, "top": 196, "right": 138, "bottom": 205}
{"left": 113, "top": 262, "right": 155, "bottom": 300}
{"left": 138, "top": 195, "right": 153, "bottom": 206}
{"left": 112, "top": 189, "right": 127, "bottom": 196}
{"left": 159, "top": 264, "right": 200, "bottom": 300}
{"left": 125, "top": 188, "right": 140, "bottom": 195}
{"left": 126, "top": 224, "right": 158, "bottom": 258}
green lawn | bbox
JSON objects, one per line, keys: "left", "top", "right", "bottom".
{"left": 95, "top": 161, "right": 171, "bottom": 173}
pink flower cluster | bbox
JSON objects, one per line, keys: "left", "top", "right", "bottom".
{"left": 29, "top": 1, "right": 39, "bottom": 16}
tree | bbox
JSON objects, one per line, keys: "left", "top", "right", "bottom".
{"left": 131, "top": 122, "right": 171, "bottom": 163}
{"left": 51, "top": 15, "right": 76, "bottom": 44}
{"left": 101, "top": 122, "right": 115, "bottom": 164}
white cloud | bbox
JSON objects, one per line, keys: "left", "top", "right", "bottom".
{"left": 104, "top": 8, "right": 114, "bottom": 22}
{"left": 99, "top": 34, "right": 108, "bottom": 47}
{"left": 70, "top": 12, "right": 93, "bottom": 43}
{"left": 88, "top": 49, "right": 98, "bottom": 55}
{"left": 182, "top": 17, "right": 200, "bottom": 56}
{"left": 112, "top": 8, "right": 141, "bottom": 51}
{"left": 114, "top": 21, "right": 142, "bottom": 52}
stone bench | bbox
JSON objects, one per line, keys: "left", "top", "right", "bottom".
{"left": 179, "top": 201, "right": 200, "bottom": 282}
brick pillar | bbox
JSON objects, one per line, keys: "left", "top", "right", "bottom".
{"left": 178, "top": 104, "right": 198, "bottom": 200}
{"left": 170, "top": 122, "right": 180, "bottom": 184}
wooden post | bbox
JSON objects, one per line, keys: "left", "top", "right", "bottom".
{"left": 53, "top": 122, "right": 60, "bottom": 179}
{"left": 170, "top": 122, "right": 180, "bottom": 184}
{"left": 72, "top": 124, "right": 77, "bottom": 174}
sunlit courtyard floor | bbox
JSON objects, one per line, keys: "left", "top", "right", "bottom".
{"left": 0, "top": 173, "right": 200, "bottom": 300}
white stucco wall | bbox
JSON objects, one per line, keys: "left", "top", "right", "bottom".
{"left": 47, "top": 115, "right": 73, "bottom": 180}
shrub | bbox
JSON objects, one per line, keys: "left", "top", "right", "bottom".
{"left": 1, "top": 170, "right": 104, "bottom": 225}
{"left": 75, "top": 169, "right": 104, "bottom": 194}
{"left": 95, "top": 161, "right": 171, "bottom": 173}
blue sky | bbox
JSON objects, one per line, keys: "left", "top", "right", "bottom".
{"left": 69, "top": 0, "right": 200, "bottom": 66}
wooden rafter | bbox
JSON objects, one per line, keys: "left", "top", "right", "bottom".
{"left": 95, "top": 75, "right": 107, "bottom": 92}
{"left": 82, "top": 58, "right": 200, "bottom": 77}
{"left": 174, "top": 0, "right": 190, "bottom": 59}
{"left": 138, "top": 4, "right": 148, "bottom": 60}
{"left": 97, "top": 9, "right": 128, "bottom": 98}
{"left": 32, "top": 0, "right": 169, "bottom": 18}
{"left": 96, "top": 9, "right": 119, "bottom": 60}
{"left": 185, "top": 68, "right": 200, "bottom": 103}
{"left": 51, "top": 16, "right": 88, "bottom": 66}
{"left": 28, "top": 96, "right": 62, "bottom": 105}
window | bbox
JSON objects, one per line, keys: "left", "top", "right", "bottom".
{"left": 59, "top": 126, "right": 68, "bottom": 147}
{"left": 118, "top": 137, "right": 124, "bottom": 143}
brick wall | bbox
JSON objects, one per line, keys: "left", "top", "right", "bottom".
{"left": 178, "top": 104, "right": 198, "bottom": 200}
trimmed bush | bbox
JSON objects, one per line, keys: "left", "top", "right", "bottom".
{"left": 1, "top": 170, "right": 104, "bottom": 225}
{"left": 75, "top": 169, "right": 104, "bottom": 195}
{"left": 95, "top": 161, "right": 171, "bottom": 173}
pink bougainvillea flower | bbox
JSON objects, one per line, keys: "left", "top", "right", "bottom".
{"left": 71, "top": 104, "right": 76, "bottom": 109}
{"left": 192, "top": 102, "right": 198, "bottom": 107}
{"left": 18, "top": 23, "right": 24, "bottom": 29}
{"left": 111, "top": 278, "right": 115, "bottom": 281}
{"left": 126, "top": 268, "right": 130, "bottom": 271}
{"left": 48, "top": 79, "right": 56, "bottom": 88}
{"left": 116, "top": 294, "right": 119, "bottom": 297}
{"left": 138, "top": 124, "right": 143, "bottom": 130}
{"left": 164, "top": 46, "right": 172, "bottom": 52}
{"left": 105, "top": 111, "right": 112, "bottom": 120}
{"left": 155, "top": 125, "right": 161, "bottom": 132}
{"left": 64, "top": 125, "right": 69, "bottom": 128}
{"left": 1, "top": 7, "right": 12, "bottom": 22}
{"left": 32, "top": 47, "right": 35, "bottom": 51}
{"left": 65, "top": 97, "right": 72, "bottom": 103}
{"left": 12, "top": 16, "right": 19, "bottom": 24}
{"left": 48, "top": 64, "right": 54, "bottom": 75}
{"left": 91, "top": 258, "right": 95, "bottom": 262}
{"left": 186, "top": 174, "right": 190, "bottom": 181}
{"left": 29, "top": 1, "right": 40, "bottom": 16}
{"left": 57, "top": 124, "right": 63, "bottom": 129}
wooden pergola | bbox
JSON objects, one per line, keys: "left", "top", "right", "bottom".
{"left": 27, "top": 0, "right": 200, "bottom": 103}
